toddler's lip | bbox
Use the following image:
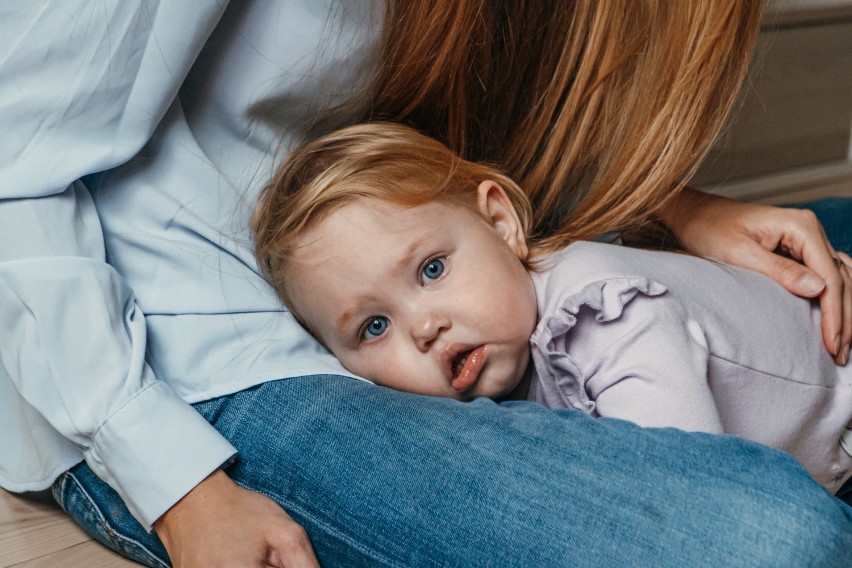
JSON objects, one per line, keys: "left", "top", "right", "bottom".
{"left": 441, "top": 343, "right": 487, "bottom": 392}
{"left": 451, "top": 346, "right": 487, "bottom": 392}
{"left": 442, "top": 343, "right": 475, "bottom": 383}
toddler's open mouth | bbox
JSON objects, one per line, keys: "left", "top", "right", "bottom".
{"left": 452, "top": 350, "right": 472, "bottom": 378}
{"left": 449, "top": 346, "right": 487, "bottom": 392}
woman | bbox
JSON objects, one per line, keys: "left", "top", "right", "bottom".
{"left": 1, "top": 1, "right": 850, "bottom": 566}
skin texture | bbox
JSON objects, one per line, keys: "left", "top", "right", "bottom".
{"left": 284, "top": 182, "right": 538, "bottom": 400}
{"left": 154, "top": 469, "right": 319, "bottom": 568}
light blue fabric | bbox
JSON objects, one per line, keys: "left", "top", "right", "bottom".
{"left": 54, "top": 375, "right": 852, "bottom": 567}
{"left": 0, "top": 0, "right": 370, "bottom": 528}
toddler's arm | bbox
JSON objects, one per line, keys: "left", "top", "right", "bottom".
{"left": 537, "top": 280, "right": 724, "bottom": 433}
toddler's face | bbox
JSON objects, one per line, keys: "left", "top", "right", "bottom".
{"left": 284, "top": 184, "right": 537, "bottom": 400}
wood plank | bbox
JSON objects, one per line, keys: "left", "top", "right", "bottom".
{"left": 8, "top": 540, "right": 137, "bottom": 568}
{"left": 0, "top": 490, "right": 92, "bottom": 567}
{"left": 1, "top": 490, "right": 139, "bottom": 567}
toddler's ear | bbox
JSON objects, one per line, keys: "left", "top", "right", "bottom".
{"left": 476, "top": 180, "right": 529, "bottom": 261}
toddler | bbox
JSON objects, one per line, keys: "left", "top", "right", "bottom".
{"left": 253, "top": 123, "right": 852, "bottom": 493}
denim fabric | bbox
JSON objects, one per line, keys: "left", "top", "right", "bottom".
{"left": 53, "top": 468, "right": 170, "bottom": 567}
{"left": 55, "top": 375, "right": 852, "bottom": 567}
{"left": 790, "top": 197, "right": 852, "bottom": 255}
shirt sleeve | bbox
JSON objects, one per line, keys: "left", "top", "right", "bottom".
{"left": 533, "top": 277, "right": 724, "bottom": 434}
{"left": 581, "top": 291, "right": 724, "bottom": 433}
{"left": 0, "top": 1, "right": 236, "bottom": 530}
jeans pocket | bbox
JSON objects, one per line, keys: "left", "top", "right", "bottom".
{"left": 53, "top": 470, "right": 171, "bottom": 568}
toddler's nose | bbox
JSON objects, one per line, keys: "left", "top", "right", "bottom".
{"left": 411, "top": 313, "right": 450, "bottom": 352}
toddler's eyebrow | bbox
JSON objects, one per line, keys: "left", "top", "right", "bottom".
{"left": 337, "top": 299, "right": 370, "bottom": 335}
{"left": 337, "top": 308, "right": 357, "bottom": 334}
{"left": 396, "top": 237, "right": 427, "bottom": 272}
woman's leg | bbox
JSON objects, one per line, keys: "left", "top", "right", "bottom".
{"left": 790, "top": 197, "right": 852, "bottom": 254}
{"left": 55, "top": 375, "right": 852, "bottom": 567}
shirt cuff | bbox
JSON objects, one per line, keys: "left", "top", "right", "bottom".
{"left": 85, "top": 380, "right": 237, "bottom": 530}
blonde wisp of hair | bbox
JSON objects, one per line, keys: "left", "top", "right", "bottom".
{"left": 253, "top": 122, "right": 533, "bottom": 310}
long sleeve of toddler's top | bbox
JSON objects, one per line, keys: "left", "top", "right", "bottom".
{"left": 0, "top": 2, "right": 236, "bottom": 529}
{"left": 586, "top": 295, "right": 724, "bottom": 433}
{"left": 536, "top": 279, "right": 725, "bottom": 433}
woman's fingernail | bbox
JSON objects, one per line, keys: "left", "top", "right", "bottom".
{"left": 842, "top": 344, "right": 850, "bottom": 366}
{"left": 798, "top": 273, "right": 825, "bottom": 295}
{"left": 834, "top": 334, "right": 842, "bottom": 356}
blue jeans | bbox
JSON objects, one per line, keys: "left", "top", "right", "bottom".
{"left": 54, "top": 378, "right": 852, "bottom": 567}
{"left": 788, "top": 197, "right": 852, "bottom": 255}
{"left": 53, "top": 199, "right": 852, "bottom": 567}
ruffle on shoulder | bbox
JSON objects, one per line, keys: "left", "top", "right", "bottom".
{"left": 530, "top": 277, "right": 667, "bottom": 414}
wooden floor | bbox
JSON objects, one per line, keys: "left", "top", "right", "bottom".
{"left": 0, "top": 489, "right": 136, "bottom": 568}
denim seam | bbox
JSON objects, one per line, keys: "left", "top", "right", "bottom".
{"left": 52, "top": 472, "right": 68, "bottom": 513}
{"left": 64, "top": 471, "right": 170, "bottom": 568}
{"left": 236, "top": 481, "right": 410, "bottom": 568}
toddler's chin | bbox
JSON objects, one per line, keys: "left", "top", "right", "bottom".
{"left": 482, "top": 373, "right": 526, "bottom": 401}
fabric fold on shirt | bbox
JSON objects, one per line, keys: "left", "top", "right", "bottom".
{"left": 530, "top": 277, "right": 667, "bottom": 414}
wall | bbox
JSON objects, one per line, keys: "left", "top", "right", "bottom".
{"left": 694, "top": 0, "right": 852, "bottom": 203}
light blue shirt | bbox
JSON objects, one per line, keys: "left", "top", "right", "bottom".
{"left": 0, "top": 0, "right": 374, "bottom": 529}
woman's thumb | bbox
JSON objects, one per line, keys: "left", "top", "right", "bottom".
{"left": 764, "top": 253, "right": 825, "bottom": 298}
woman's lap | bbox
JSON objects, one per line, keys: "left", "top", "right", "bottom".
{"left": 55, "top": 374, "right": 852, "bottom": 567}
{"left": 790, "top": 197, "right": 852, "bottom": 254}
{"left": 54, "top": 198, "right": 852, "bottom": 566}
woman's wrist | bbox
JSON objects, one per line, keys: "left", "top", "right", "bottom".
{"left": 153, "top": 468, "right": 234, "bottom": 550}
{"left": 151, "top": 466, "right": 320, "bottom": 566}
{"left": 656, "top": 187, "right": 717, "bottom": 245}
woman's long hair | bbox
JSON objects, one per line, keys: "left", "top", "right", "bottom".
{"left": 363, "top": 0, "right": 764, "bottom": 251}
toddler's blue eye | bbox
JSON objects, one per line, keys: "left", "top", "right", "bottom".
{"left": 362, "top": 316, "right": 389, "bottom": 339}
{"left": 421, "top": 258, "right": 445, "bottom": 283}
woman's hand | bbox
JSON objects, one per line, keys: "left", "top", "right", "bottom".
{"left": 154, "top": 469, "right": 320, "bottom": 568}
{"left": 659, "top": 188, "right": 851, "bottom": 365}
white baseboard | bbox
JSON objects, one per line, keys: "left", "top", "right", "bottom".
{"left": 696, "top": 160, "right": 852, "bottom": 204}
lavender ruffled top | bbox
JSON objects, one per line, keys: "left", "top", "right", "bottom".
{"left": 527, "top": 241, "right": 852, "bottom": 492}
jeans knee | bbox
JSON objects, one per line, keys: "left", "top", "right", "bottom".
{"left": 771, "top": 526, "right": 851, "bottom": 567}
{"left": 747, "top": 496, "right": 852, "bottom": 566}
